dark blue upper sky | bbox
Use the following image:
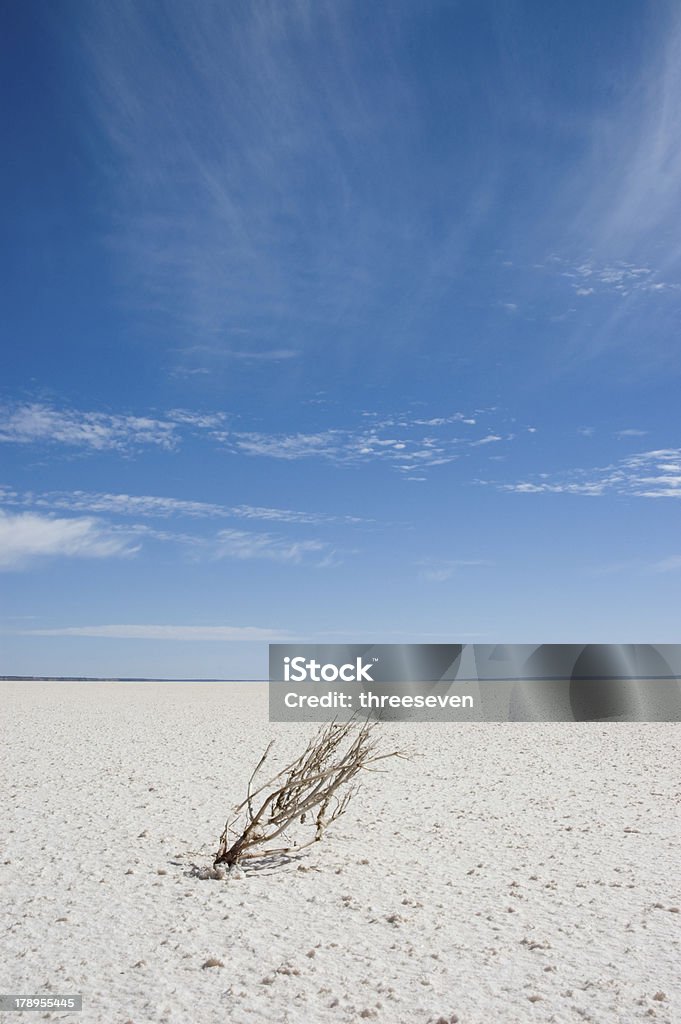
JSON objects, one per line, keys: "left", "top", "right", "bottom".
{"left": 2, "top": 1, "right": 680, "bottom": 677}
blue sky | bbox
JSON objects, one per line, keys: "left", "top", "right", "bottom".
{"left": 2, "top": 0, "right": 681, "bottom": 678}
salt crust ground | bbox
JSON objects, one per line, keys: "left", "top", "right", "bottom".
{"left": 1, "top": 682, "right": 679, "bottom": 1024}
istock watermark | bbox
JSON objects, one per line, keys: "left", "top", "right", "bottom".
{"left": 283, "top": 655, "right": 376, "bottom": 683}
{"left": 269, "top": 643, "right": 681, "bottom": 722}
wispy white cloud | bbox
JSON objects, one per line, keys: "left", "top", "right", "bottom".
{"left": 170, "top": 367, "right": 212, "bottom": 378}
{"left": 470, "top": 434, "right": 503, "bottom": 447}
{"left": 166, "top": 410, "right": 228, "bottom": 428}
{"left": 91, "top": 520, "right": 337, "bottom": 568}
{"left": 0, "top": 508, "right": 337, "bottom": 570}
{"left": 208, "top": 349, "right": 300, "bottom": 362}
{"left": 419, "top": 559, "right": 493, "bottom": 583}
{"left": 525, "top": 10, "right": 681, "bottom": 293}
{"left": 229, "top": 504, "right": 365, "bottom": 526}
{"left": 228, "top": 428, "right": 460, "bottom": 468}
{"left": 498, "top": 448, "right": 681, "bottom": 499}
{"left": 0, "top": 400, "right": 517, "bottom": 473}
{"left": 1, "top": 486, "right": 369, "bottom": 526}
{"left": 215, "top": 529, "right": 334, "bottom": 566}
{"left": 652, "top": 555, "right": 681, "bottom": 573}
{"left": 0, "top": 512, "right": 138, "bottom": 570}
{"left": 224, "top": 412, "right": 511, "bottom": 470}
{"left": 0, "top": 403, "right": 179, "bottom": 451}
{"left": 55, "top": 492, "right": 225, "bottom": 518}
{"left": 19, "top": 624, "right": 291, "bottom": 641}
{"left": 586, "top": 554, "right": 681, "bottom": 576}
{"left": 74, "top": 0, "right": 423, "bottom": 352}
{"left": 409, "top": 414, "right": 477, "bottom": 427}
{"left": 18, "top": 622, "right": 484, "bottom": 642}
{"left": 615, "top": 428, "right": 648, "bottom": 439}
{"left": 0, "top": 489, "right": 345, "bottom": 569}
{"left": 578, "top": 12, "right": 681, "bottom": 259}
{"left": 231, "top": 430, "right": 344, "bottom": 460}
{"left": 556, "top": 258, "right": 667, "bottom": 299}
{"left": 171, "top": 349, "right": 301, "bottom": 377}
{"left": 526, "top": 14, "right": 681, "bottom": 365}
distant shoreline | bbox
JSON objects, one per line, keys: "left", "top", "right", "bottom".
{"left": 0, "top": 676, "right": 267, "bottom": 682}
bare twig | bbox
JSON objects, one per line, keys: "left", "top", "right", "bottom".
{"left": 214, "top": 720, "right": 403, "bottom": 869}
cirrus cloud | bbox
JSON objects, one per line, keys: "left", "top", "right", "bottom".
{"left": 0, "top": 512, "right": 139, "bottom": 570}
{"left": 496, "top": 448, "right": 681, "bottom": 499}
{"left": 0, "top": 402, "right": 179, "bottom": 451}
{"left": 19, "top": 624, "right": 291, "bottom": 641}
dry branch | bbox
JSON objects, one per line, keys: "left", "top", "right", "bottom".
{"left": 214, "top": 719, "right": 402, "bottom": 869}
